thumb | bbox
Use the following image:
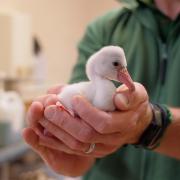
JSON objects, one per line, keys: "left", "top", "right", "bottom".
{"left": 114, "top": 82, "right": 148, "bottom": 111}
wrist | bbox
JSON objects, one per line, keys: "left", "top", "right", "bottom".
{"left": 134, "top": 103, "right": 172, "bottom": 150}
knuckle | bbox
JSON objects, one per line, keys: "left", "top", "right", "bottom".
{"left": 49, "top": 127, "right": 60, "bottom": 139}
{"left": 70, "top": 140, "right": 83, "bottom": 151}
{"left": 41, "top": 120, "right": 56, "bottom": 133}
{"left": 78, "top": 128, "right": 95, "bottom": 143}
{"left": 96, "top": 119, "right": 111, "bottom": 134}
{"left": 45, "top": 94, "right": 58, "bottom": 107}
{"left": 44, "top": 106, "right": 56, "bottom": 120}
{"left": 42, "top": 120, "right": 50, "bottom": 128}
{"left": 57, "top": 113, "right": 68, "bottom": 128}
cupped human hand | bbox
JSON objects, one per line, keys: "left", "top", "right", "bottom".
{"left": 22, "top": 85, "right": 95, "bottom": 176}
{"left": 41, "top": 82, "right": 152, "bottom": 158}
{"left": 22, "top": 128, "right": 95, "bottom": 176}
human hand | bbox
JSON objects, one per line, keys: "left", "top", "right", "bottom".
{"left": 41, "top": 82, "right": 152, "bottom": 158}
{"left": 22, "top": 85, "right": 95, "bottom": 176}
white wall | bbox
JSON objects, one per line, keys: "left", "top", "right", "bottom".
{"left": 0, "top": 0, "right": 119, "bottom": 84}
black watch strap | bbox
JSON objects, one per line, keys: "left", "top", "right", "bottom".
{"left": 134, "top": 103, "right": 172, "bottom": 150}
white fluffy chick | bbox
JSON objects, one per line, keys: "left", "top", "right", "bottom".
{"left": 57, "top": 46, "right": 134, "bottom": 115}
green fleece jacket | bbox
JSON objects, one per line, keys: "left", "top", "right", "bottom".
{"left": 69, "top": 0, "right": 180, "bottom": 179}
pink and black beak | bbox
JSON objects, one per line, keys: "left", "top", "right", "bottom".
{"left": 117, "top": 67, "right": 135, "bottom": 91}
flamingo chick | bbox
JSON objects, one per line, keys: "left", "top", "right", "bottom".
{"left": 57, "top": 46, "right": 135, "bottom": 116}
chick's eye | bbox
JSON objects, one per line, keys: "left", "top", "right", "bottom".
{"left": 112, "top": 61, "right": 119, "bottom": 67}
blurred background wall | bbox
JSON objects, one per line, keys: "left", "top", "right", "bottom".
{"left": 0, "top": 1, "right": 121, "bottom": 179}
{"left": 0, "top": 0, "right": 119, "bottom": 84}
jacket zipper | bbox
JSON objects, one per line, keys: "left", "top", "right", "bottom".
{"left": 159, "top": 43, "right": 168, "bottom": 85}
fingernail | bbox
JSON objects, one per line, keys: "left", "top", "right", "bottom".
{"left": 116, "top": 85, "right": 128, "bottom": 92}
{"left": 44, "top": 107, "right": 56, "bottom": 119}
{"left": 115, "top": 94, "right": 129, "bottom": 106}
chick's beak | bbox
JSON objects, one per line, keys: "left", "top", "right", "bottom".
{"left": 117, "top": 67, "right": 135, "bottom": 91}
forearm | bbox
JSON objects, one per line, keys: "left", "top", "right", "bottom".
{"left": 155, "top": 107, "right": 180, "bottom": 159}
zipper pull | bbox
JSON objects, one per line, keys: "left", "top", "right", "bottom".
{"left": 160, "top": 43, "right": 167, "bottom": 85}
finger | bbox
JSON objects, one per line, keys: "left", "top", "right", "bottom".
{"left": 47, "top": 84, "right": 65, "bottom": 94}
{"left": 45, "top": 104, "right": 113, "bottom": 143}
{"left": 87, "top": 144, "right": 118, "bottom": 158}
{"left": 45, "top": 105, "right": 125, "bottom": 145}
{"left": 33, "top": 94, "right": 50, "bottom": 104}
{"left": 37, "top": 124, "right": 122, "bottom": 158}
{"left": 39, "top": 118, "right": 89, "bottom": 152}
{"left": 71, "top": 95, "right": 143, "bottom": 135}
{"left": 23, "top": 127, "right": 117, "bottom": 159}
{"left": 22, "top": 128, "right": 66, "bottom": 168}
{"left": 114, "top": 82, "right": 148, "bottom": 111}
{"left": 44, "top": 94, "right": 59, "bottom": 107}
{"left": 27, "top": 95, "right": 59, "bottom": 136}
{"left": 40, "top": 135, "right": 118, "bottom": 158}
{"left": 72, "top": 96, "right": 111, "bottom": 133}
{"left": 39, "top": 134, "right": 80, "bottom": 155}
{"left": 34, "top": 94, "right": 58, "bottom": 107}
{"left": 39, "top": 136, "right": 113, "bottom": 159}
{"left": 26, "top": 101, "right": 44, "bottom": 129}
{"left": 22, "top": 128, "right": 46, "bottom": 154}
{"left": 78, "top": 143, "right": 119, "bottom": 158}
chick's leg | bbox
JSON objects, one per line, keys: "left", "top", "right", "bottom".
{"left": 56, "top": 101, "right": 75, "bottom": 117}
